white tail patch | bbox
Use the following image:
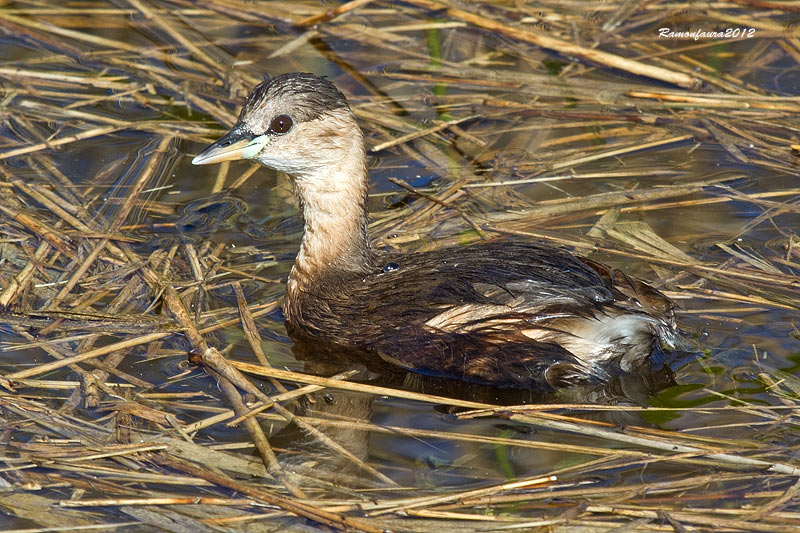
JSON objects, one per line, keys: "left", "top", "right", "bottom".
{"left": 426, "top": 304, "right": 664, "bottom": 373}
{"left": 524, "top": 313, "right": 659, "bottom": 371}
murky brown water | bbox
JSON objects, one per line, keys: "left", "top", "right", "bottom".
{"left": 2, "top": 1, "right": 800, "bottom": 530}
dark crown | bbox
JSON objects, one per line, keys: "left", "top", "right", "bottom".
{"left": 241, "top": 72, "right": 350, "bottom": 123}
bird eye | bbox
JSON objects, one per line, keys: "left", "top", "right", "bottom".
{"left": 269, "top": 114, "right": 293, "bottom": 134}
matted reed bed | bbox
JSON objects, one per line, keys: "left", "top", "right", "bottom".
{"left": 1, "top": 1, "right": 800, "bottom": 531}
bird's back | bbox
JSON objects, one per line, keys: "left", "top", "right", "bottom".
{"left": 284, "top": 241, "right": 678, "bottom": 390}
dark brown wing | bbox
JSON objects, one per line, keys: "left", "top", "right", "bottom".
{"left": 289, "top": 241, "right": 675, "bottom": 389}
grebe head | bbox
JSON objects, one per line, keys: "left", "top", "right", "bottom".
{"left": 193, "top": 73, "right": 373, "bottom": 279}
{"left": 192, "top": 72, "right": 363, "bottom": 181}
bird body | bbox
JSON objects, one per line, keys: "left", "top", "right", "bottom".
{"left": 193, "top": 72, "right": 679, "bottom": 390}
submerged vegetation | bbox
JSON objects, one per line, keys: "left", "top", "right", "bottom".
{"left": 0, "top": 0, "right": 799, "bottom": 531}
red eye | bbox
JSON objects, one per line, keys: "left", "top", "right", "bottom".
{"left": 269, "top": 114, "right": 292, "bottom": 134}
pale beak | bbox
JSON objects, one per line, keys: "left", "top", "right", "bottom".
{"left": 192, "top": 126, "right": 270, "bottom": 165}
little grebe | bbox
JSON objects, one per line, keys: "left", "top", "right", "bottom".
{"left": 193, "top": 72, "right": 679, "bottom": 389}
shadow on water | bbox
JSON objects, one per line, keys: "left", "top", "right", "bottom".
{"left": 266, "top": 335, "right": 679, "bottom": 487}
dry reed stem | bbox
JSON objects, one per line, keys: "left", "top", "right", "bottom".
{"left": 156, "top": 260, "right": 396, "bottom": 488}
{"left": 224, "top": 369, "right": 360, "bottom": 427}
{"left": 0, "top": 241, "right": 51, "bottom": 308}
{"left": 127, "top": 0, "right": 221, "bottom": 72}
{"left": 404, "top": 0, "right": 698, "bottom": 87}
{"left": 296, "top": 0, "right": 378, "bottom": 27}
{"left": 368, "top": 475, "right": 557, "bottom": 517}
{"left": 370, "top": 115, "right": 478, "bottom": 152}
{"left": 229, "top": 361, "right": 800, "bottom": 475}
{"left": 6, "top": 332, "right": 172, "bottom": 380}
{"left": 0, "top": 204, "right": 75, "bottom": 258}
{"left": 0, "top": 125, "right": 124, "bottom": 160}
{"left": 216, "top": 373, "right": 307, "bottom": 498}
{"left": 153, "top": 455, "right": 388, "bottom": 533}
{"left": 150, "top": 277, "right": 314, "bottom": 493}
{"left": 0, "top": 12, "right": 212, "bottom": 74}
